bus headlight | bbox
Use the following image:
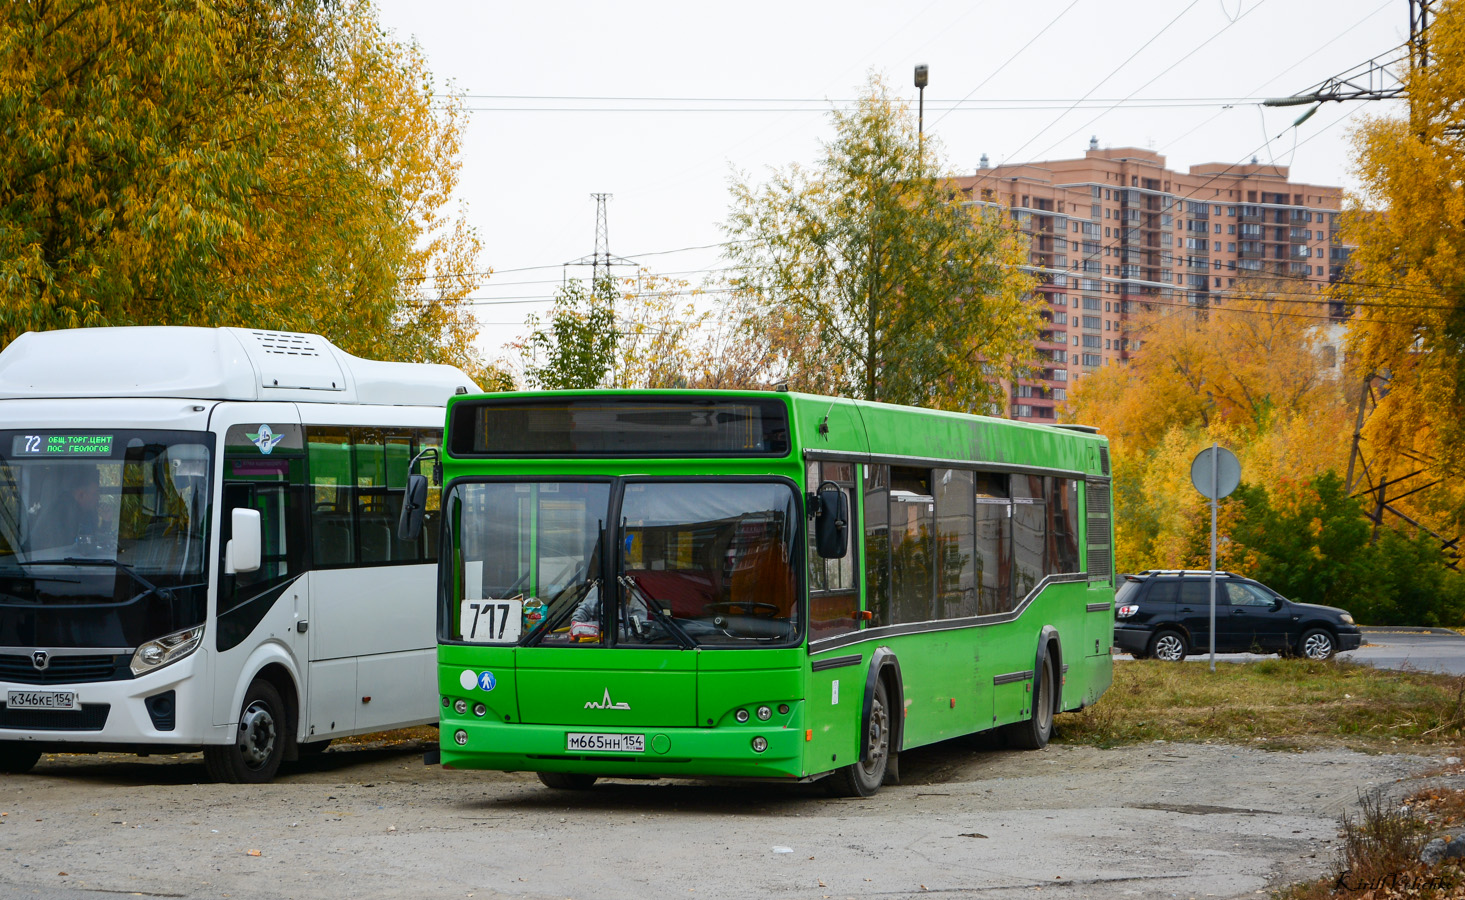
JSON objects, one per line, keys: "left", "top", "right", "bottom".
{"left": 130, "top": 626, "right": 204, "bottom": 676}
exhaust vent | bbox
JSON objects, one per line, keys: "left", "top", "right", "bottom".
{"left": 251, "top": 330, "right": 322, "bottom": 357}
{"left": 1099, "top": 446, "right": 1110, "bottom": 475}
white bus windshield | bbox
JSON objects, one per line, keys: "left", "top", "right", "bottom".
{"left": 0, "top": 431, "right": 213, "bottom": 583}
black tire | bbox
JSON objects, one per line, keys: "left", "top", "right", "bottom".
{"left": 204, "top": 679, "right": 287, "bottom": 784}
{"left": 828, "top": 678, "right": 891, "bottom": 797}
{"left": 0, "top": 742, "right": 41, "bottom": 774}
{"left": 1299, "top": 628, "right": 1337, "bottom": 661}
{"left": 1149, "top": 630, "right": 1188, "bottom": 662}
{"left": 537, "top": 771, "right": 597, "bottom": 790}
{"left": 1005, "top": 653, "right": 1056, "bottom": 751}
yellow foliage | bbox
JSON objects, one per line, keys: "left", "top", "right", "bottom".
{"left": 0, "top": 0, "right": 485, "bottom": 374}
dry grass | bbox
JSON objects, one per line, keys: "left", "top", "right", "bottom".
{"left": 1056, "top": 658, "right": 1465, "bottom": 752}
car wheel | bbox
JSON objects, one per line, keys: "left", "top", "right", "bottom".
{"left": 537, "top": 771, "right": 597, "bottom": 790}
{"left": 203, "top": 679, "right": 287, "bottom": 784}
{"left": 1004, "top": 653, "right": 1056, "bottom": 750}
{"left": 1149, "top": 630, "right": 1187, "bottom": 662}
{"left": 1299, "top": 628, "right": 1336, "bottom": 661}
{"left": 0, "top": 742, "right": 41, "bottom": 774}
{"left": 829, "top": 678, "right": 891, "bottom": 797}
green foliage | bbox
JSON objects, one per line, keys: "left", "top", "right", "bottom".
{"left": 1215, "top": 472, "right": 1465, "bottom": 626}
{"left": 0, "top": 0, "right": 485, "bottom": 372}
{"left": 520, "top": 278, "right": 619, "bottom": 390}
{"left": 723, "top": 74, "right": 1038, "bottom": 412}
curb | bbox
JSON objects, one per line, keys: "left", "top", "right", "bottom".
{"left": 1361, "top": 626, "right": 1462, "bottom": 636}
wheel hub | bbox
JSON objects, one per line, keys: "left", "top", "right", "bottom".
{"left": 238, "top": 701, "right": 277, "bottom": 768}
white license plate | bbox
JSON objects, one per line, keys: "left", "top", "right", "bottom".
{"left": 566, "top": 732, "right": 645, "bottom": 753}
{"left": 7, "top": 690, "right": 78, "bottom": 711}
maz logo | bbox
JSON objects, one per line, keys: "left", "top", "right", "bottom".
{"left": 584, "top": 689, "right": 630, "bottom": 711}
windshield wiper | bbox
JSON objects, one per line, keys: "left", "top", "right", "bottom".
{"left": 617, "top": 575, "right": 696, "bottom": 649}
{"left": 18, "top": 557, "right": 172, "bottom": 602}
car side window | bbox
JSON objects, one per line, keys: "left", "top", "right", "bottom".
{"left": 1227, "top": 582, "right": 1275, "bottom": 607}
{"left": 1145, "top": 578, "right": 1180, "bottom": 605}
{"left": 1179, "top": 578, "right": 1226, "bottom": 606}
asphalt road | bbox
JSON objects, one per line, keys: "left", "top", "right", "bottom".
{"left": 1118, "top": 628, "right": 1465, "bottom": 675}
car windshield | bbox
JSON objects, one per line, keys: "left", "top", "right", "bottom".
{"left": 444, "top": 479, "right": 802, "bottom": 647}
{"left": 0, "top": 431, "right": 213, "bottom": 598}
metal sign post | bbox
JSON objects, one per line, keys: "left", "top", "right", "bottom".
{"left": 1190, "top": 445, "right": 1241, "bottom": 673}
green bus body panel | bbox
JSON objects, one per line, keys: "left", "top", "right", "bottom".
{"left": 434, "top": 389, "right": 1114, "bottom": 781}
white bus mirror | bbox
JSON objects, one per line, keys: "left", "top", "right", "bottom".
{"left": 398, "top": 473, "right": 429, "bottom": 542}
{"left": 225, "top": 508, "right": 262, "bottom": 574}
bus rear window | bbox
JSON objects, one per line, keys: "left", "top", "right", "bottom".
{"left": 450, "top": 397, "right": 791, "bottom": 458}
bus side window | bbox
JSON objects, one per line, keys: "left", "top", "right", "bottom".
{"left": 974, "top": 473, "right": 1011, "bottom": 615}
{"left": 934, "top": 468, "right": 976, "bottom": 619}
{"left": 806, "top": 460, "right": 858, "bottom": 640}
{"left": 863, "top": 465, "right": 890, "bottom": 628}
{"left": 1011, "top": 475, "right": 1046, "bottom": 603}
{"left": 417, "top": 429, "right": 442, "bottom": 562}
{"left": 307, "top": 428, "right": 355, "bottom": 567}
{"left": 1047, "top": 478, "right": 1080, "bottom": 574}
{"left": 218, "top": 456, "right": 306, "bottom": 650}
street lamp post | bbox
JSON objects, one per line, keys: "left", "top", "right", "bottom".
{"left": 914, "top": 64, "right": 928, "bottom": 147}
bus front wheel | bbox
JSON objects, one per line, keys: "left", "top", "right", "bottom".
{"left": 538, "top": 771, "right": 597, "bottom": 790}
{"left": 204, "top": 679, "right": 286, "bottom": 784}
{"left": 0, "top": 742, "right": 41, "bottom": 774}
{"left": 829, "top": 678, "right": 891, "bottom": 797}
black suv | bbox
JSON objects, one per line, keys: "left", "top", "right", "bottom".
{"left": 1113, "top": 570, "right": 1363, "bottom": 661}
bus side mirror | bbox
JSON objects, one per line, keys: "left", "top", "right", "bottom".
{"left": 225, "top": 508, "right": 262, "bottom": 574}
{"left": 398, "top": 473, "right": 429, "bottom": 542}
{"left": 814, "top": 483, "right": 848, "bottom": 560}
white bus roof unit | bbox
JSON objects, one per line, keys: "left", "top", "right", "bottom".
{"left": 0, "top": 326, "right": 480, "bottom": 406}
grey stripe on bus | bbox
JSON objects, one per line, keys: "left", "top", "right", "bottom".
{"left": 993, "top": 670, "right": 1034, "bottom": 686}
{"left": 809, "top": 654, "right": 863, "bottom": 672}
{"left": 1086, "top": 602, "right": 1112, "bottom": 612}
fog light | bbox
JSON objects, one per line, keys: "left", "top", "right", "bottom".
{"left": 473, "top": 703, "right": 487, "bottom": 717}
{"left": 454, "top": 729, "right": 468, "bottom": 746}
{"left": 777, "top": 703, "right": 790, "bottom": 715}
{"left": 735, "top": 709, "right": 749, "bottom": 723}
{"left": 751, "top": 736, "right": 768, "bottom": 753}
{"left": 454, "top": 699, "right": 468, "bottom": 715}
{"left": 756, "top": 705, "right": 772, "bottom": 721}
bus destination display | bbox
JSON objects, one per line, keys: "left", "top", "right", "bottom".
{"left": 11, "top": 434, "right": 114, "bottom": 456}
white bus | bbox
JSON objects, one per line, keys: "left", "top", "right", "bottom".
{"left": 0, "top": 326, "right": 477, "bottom": 782}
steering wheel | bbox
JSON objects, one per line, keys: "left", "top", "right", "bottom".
{"left": 703, "top": 601, "right": 782, "bottom": 619}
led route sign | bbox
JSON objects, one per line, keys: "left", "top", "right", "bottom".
{"left": 10, "top": 434, "right": 115, "bottom": 457}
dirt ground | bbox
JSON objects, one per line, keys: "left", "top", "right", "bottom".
{"left": 0, "top": 735, "right": 1453, "bottom": 900}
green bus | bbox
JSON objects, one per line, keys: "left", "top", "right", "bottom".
{"left": 402, "top": 390, "right": 1114, "bottom": 796}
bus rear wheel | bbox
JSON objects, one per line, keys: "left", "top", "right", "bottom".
{"left": 204, "top": 679, "right": 286, "bottom": 784}
{"left": 1004, "top": 653, "right": 1056, "bottom": 751}
{"left": 538, "top": 771, "right": 597, "bottom": 790}
{"left": 0, "top": 742, "right": 41, "bottom": 774}
{"left": 829, "top": 678, "right": 891, "bottom": 797}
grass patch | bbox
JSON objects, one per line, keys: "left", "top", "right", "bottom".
{"left": 1273, "top": 790, "right": 1464, "bottom": 899}
{"left": 1056, "top": 658, "right": 1465, "bottom": 751}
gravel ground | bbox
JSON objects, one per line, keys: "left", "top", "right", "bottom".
{"left": 0, "top": 736, "right": 1450, "bottom": 900}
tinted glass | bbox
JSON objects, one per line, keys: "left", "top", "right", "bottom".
{"left": 1047, "top": 478, "right": 1080, "bottom": 574}
{"left": 935, "top": 469, "right": 976, "bottom": 618}
{"left": 863, "top": 465, "right": 891, "bottom": 627}
{"left": 1145, "top": 578, "right": 1180, "bottom": 605}
{"left": 454, "top": 397, "right": 790, "bottom": 457}
{"left": 806, "top": 461, "right": 859, "bottom": 641}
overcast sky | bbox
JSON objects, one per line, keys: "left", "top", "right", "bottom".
{"left": 373, "top": 0, "right": 1410, "bottom": 364}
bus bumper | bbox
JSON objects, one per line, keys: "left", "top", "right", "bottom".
{"left": 438, "top": 719, "right": 807, "bottom": 779}
{"left": 0, "top": 654, "right": 213, "bottom": 749}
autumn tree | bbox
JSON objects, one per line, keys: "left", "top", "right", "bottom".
{"left": 0, "top": 0, "right": 485, "bottom": 374}
{"left": 723, "top": 74, "right": 1038, "bottom": 412}
{"left": 1342, "top": 0, "right": 1465, "bottom": 537}
{"left": 518, "top": 277, "right": 618, "bottom": 390}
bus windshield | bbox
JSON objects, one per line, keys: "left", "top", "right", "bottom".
{"left": 0, "top": 431, "right": 213, "bottom": 596}
{"left": 445, "top": 479, "right": 802, "bottom": 648}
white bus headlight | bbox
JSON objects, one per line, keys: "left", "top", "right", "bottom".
{"left": 130, "top": 626, "right": 204, "bottom": 676}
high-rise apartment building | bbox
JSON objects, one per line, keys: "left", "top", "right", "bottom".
{"left": 953, "top": 142, "right": 1348, "bottom": 422}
